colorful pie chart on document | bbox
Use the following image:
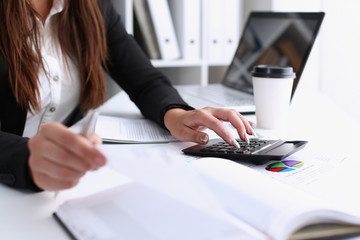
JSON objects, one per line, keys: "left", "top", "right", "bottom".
{"left": 265, "top": 160, "right": 304, "bottom": 173}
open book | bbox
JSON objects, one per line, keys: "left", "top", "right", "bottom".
{"left": 191, "top": 158, "right": 360, "bottom": 240}
{"left": 94, "top": 115, "right": 177, "bottom": 143}
{"left": 54, "top": 144, "right": 360, "bottom": 240}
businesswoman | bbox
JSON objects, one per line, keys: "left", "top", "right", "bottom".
{"left": 0, "top": 0, "right": 254, "bottom": 192}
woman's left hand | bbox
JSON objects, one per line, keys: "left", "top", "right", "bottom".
{"left": 163, "top": 107, "right": 255, "bottom": 147}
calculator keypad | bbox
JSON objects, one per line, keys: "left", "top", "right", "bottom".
{"left": 182, "top": 138, "right": 308, "bottom": 165}
{"left": 199, "top": 139, "right": 269, "bottom": 155}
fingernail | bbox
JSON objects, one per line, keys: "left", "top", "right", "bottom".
{"left": 200, "top": 135, "right": 209, "bottom": 144}
{"left": 249, "top": 126, "right": 257, "bottom": 137}
{"left": 244, "top": 133, "right": 250, "bottom": 145}
{"left": 232, "top": 139, "right": 240, "bottom": 149}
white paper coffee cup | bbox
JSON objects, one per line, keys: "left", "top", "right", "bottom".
{"left": 251, "top": 65, "right": 295, "bottom": 129}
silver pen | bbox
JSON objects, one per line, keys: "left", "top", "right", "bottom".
{"left": 54, "top": 110, "right": 99, "bottom": 198}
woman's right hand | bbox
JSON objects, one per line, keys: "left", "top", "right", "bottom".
{"left": 27, "top": 122, "right": 106, "bottom": 191}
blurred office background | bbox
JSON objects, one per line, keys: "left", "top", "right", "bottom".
{"left": 245, "top": 0, "right": 360, "bottom": 123}
{"left": 110, "top": 0, "right": 360, "bottom": 123}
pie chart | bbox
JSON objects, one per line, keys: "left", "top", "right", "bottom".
{"left": 266, "top": 160, "right": 304, "bottom": 172}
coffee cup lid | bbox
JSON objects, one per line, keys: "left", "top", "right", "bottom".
{"left": 251, "top": 65, "right": 296, "bottom": 78}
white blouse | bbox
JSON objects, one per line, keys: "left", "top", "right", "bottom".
{"left": 23, "top": 0, "right": 81, "bottom": 138}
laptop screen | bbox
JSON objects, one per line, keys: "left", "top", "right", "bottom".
{"left": 223, "top": 12, "right": 325, "bottom": 98}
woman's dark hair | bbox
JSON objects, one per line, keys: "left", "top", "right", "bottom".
{"left": 0, "top": 0, "right": 108, "bottom": 113}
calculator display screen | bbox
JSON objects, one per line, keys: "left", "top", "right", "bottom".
{"left": 264, "top": 142, "right": 298, "bottom": 156}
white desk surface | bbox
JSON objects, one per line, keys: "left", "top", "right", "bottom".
{"left": 1, "top": 91, "right": 360, "bottom": 240}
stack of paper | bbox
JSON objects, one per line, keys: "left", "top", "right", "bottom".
{"left": 94, "top": 115, "right": 177, "bottom": 143}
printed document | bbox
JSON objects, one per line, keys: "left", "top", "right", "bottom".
{"left": 95, "top": 115, "right": 177, "bottom": 143}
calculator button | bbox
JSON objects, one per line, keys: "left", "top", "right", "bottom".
{"left": 234, "top": 150, "right": 244, "bottom": 154}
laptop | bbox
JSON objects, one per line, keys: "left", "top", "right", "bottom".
{"left": 176, "top": 12, "right": 325, "bottom": 113}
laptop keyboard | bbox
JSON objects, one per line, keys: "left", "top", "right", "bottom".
{"left": 180, "top": 85, "right": 254, "bottom": 106}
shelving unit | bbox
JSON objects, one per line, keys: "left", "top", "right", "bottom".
{"left": 110, "top": 0, "right": 243, "bottom": 86}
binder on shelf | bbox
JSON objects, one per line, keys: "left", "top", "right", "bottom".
{"left": 206, "top": 0, "right": 224, "bottom": 62}
{"left": 223, "top": 0, "right": 242, "bottom": 62}
{"left": 168, "top": 0, "right": 201, "bottom": 60}
{"left": 204, "top": 0, "right": 242, "bottom": 63}
{"left": 146, "top": 0, "right": 181, "bottom": 60}
{"left": 133, "top": 0, "right": 161, "bottom": 59}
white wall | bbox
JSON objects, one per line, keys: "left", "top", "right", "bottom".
{"left": 320, "top": 0, "right": 360, "bottom": 122}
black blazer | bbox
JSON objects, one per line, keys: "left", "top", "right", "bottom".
{"left": 0, "top": 0, "right": 192, "bottom": 191}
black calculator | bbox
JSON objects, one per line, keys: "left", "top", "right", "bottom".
{"left": 182, "top": 138, "right": 308, "bottom": 165}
